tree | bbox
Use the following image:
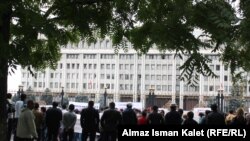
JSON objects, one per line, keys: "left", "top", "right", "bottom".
{"left": 1, "top": 0, "right": 250, "bottom": 140}
{"left": 0, "top": 0, "right": 136, "bottom": 139}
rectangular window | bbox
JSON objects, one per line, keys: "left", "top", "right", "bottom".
{"left": 130, "top": 64, "right": 134, "bottom": 70}
{"left": 151, "top": 64, "right": 155, "bottom": 70}
{"left": 107, "top": 74, "right": 110, "bottom": 79}
{"left": 71, "top": 83, "right": 75, "bottom": 88}
{"left": 89, "top": 64, "right": 92, "bottom": 69}
{"left": 145, "top": 75, "right": 150, "bottom": 80}
{"left": 112, "top": 74, "right": 115, "bottom": 79}
{"left": 130, "top": 74, "right": 133, "bottom": 80}
{"left": 168, "top": 85, "right": 172, "bottom": 91}
{"left": 106, "top": 64, "right": 110, "bottom": 69}
{"left": 55, "top": 82, "right": 58, "bottom": 88}
{"left": 168, "top": 64, "right": 172, "bottom": 70}
{"left": 120, "top": 84, "right": 124, "bottom": 90}
{"left": 50, "top": 73, "right": 54, "bottom": 78}
{"left": 101, "top": 64, "right": 105, "bottom": 69}
{"left": 83, "top": 83, "right": 86, "bottom": 89}
{"left": 125, "top": 64, "right": 129, "bottom": 70}
{"left": 101, "top": 74, "right": 105, "bottom": 79}
{"left": 157, "top": 75, "right": 161, "bottom": 80}
{"left": 125, "top": 84, "right": 129, "bottom": 90}
{"left": 72, "top": 64, "right": 75, "bottom": 69}
{"left": 156, "top": 64, "right": 161, "bottom": 70}
{"left": 168, "top": 75, "right": 172, "bottom": 81}
{"left": 216, "top": 65, "right": 220, "bottom": 71}
{"left": 66, "top": 83, "right": 70, "bottom": 89}
{"left": 119, "top": 74, "right": 124, "bottom": 80}
{"left": 145, "top": 64, "right": 150, "bottom": 70}
{"left": 162, "top": 75, "right": 167, "bottom": 80}
{"left": 224, "top": 75, "right": 228, "bottom": 81}
{"left": 157, "top": 85, "right": 161, "bottom": 91}
{"left": 125, "top": 74, "right": 129, "bottom": 80}
{"left": 119, "top": 64, "right": 123, "bottom": 70}
{"left": 34, "top": 82, "right": 37, "bottom": 88}
{"left": 67, "top": 63, "right": 70, "bottom": 69}
{"left": 162, "top": 85, "right": 167, "bottom": 91}
{"left": 83, "top": 73, "right": 87, "bottom": 79}
{"left": 112, "top": 64, "right": 115, "bottom": 69}
{"left": 77, "top": 64, "right": 79, "bottom": 69}
{"left": 209, "top": 86, "right": 214, "bottom": 91}
{"left": 83, "top": 64, "right": 87, "bottom": 69}
{"left": 151, "top": 75, "right": 155, "bottom": 80}
{"left": 162, "top": 65, "right": 167, "bottom": 70}
{"left": 138, "top": 64, "right": 141, "bottom": 71}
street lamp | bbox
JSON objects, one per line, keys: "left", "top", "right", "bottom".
{"left": 149, "top": 87, "right": 155, "bottom": 107}
{"left": 61, "top": 87, "right": 64, "bottom": 106}
{"left": 17, "top": 85, "right": 24, "bottom": 98}
{"left": 104, "top": 86, "right": 107, "bottom": 107}
{"left": 217, "top": 89, "right": 224, "bottom": 112}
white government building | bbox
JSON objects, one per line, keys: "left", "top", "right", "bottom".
{"left": 20, "top": 39, "right": 250, "bottom": 110}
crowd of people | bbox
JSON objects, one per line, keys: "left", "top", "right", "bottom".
{"left": 6, "top": 93, "right": 250, "bottom": 141}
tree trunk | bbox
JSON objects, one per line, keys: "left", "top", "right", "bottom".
{"left": 0, "top": 1, "right": 11, "bottom": 141}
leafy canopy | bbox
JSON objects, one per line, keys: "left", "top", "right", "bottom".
{"left": 2, "top": 0, "right": 250, "bottom": 85}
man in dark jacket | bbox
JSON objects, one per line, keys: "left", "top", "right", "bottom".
{"left": 80, "top": 101, "right": 99, "bottom": 141}
{"left": 164, "top": 104, "right": 182, "bottom": 125}
{"left": 122, "top": 103, "right": 137, "bottom": 124}
{"left": 46, "top": 102, "right": 62, "bottom": 141}
{"left": 101, "top": 102, "right": 122, "bottom": 141}
{"left": 206, "top": 104, "right": 225, "bottom": 125}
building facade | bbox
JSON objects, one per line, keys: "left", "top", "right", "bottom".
{"left": 20, "top": 39, "right": 250, "bottom": 110}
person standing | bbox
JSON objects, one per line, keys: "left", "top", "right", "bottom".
{"left": 6, "top": 93, "right": 15, "bottom": 141}
{"left": 122, "top": 103, "right": 137, "bottom": 125}
{"left": 147, "top": 106, "right": 164, "bottom": 125}
{"left": 46, "top": 102, "right": 62, "bottom": 141}
{"left": 16, "top": 100, "right": 38, "bottom": 141}
{"left": 206, "top": 104, "right": 225, "bottom": 125}
{"left": 33, "top": 103, "right": 44, "bottom": 141}
{"left": 80, "top": 101, "right": 99, "bottom": 141}
{"left": 62, "top": 104, "right": 77, "bottom": 141}
{"left": 164, "top": 104, "right": 182, "bottom": 125}
{"left": 14, "top": 94, "right": 27, "bottom": 141}
{"left": 101, "top": 102, "right": 122, "bottom": 141}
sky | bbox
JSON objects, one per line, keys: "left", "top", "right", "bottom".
{"left": 8, "top": 65, "right": 21, "bottom": 92}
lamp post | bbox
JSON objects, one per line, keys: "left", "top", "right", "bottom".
{"left": 149, "top": 87, "right": 155, "bottom": 106}
{"left": 104, "top": 86, "right": 107, "bottom": 107}
{"left": 217, "top": 89, "right": 224, "bottom": 112}
{"left": 61, "top": 87, "right": 64, "bottom": 106}
{"left": 17, "top": 85, "right": 24, "bottom": 98}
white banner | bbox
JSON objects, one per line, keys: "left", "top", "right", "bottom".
{"left": 193, "top": 107, "right": 211, "bottom": 122}
{"left": 114, "top": 102, "right": 143, "bottom": 111}
{"left": 69, "top": 101, "right": 100, "bottom": 111}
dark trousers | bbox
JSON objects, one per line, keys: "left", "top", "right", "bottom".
{"left": 47, "top": 127, "right": 59, "bottom": 141}
{"left": 62, "top": 128, "right": 74, "bottom": 141}
{"left": 82, "top": 131, "right": 96, "bottom": 141}
{"left": 102, "top": 131, "right": 117, "bottom": 141}
{"left": 7, "top": 118, "right": 14, "bottom": 141}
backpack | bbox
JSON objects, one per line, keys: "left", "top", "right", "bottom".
{"left": 7, "top": 100, "right": 15, "bottom": 113}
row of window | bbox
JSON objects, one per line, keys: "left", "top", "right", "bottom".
{"left": 23, "top": 71, "right": 231, "bottom": 83}
{"left": 28, "top": 81, "right": 250, "bottom": 93}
